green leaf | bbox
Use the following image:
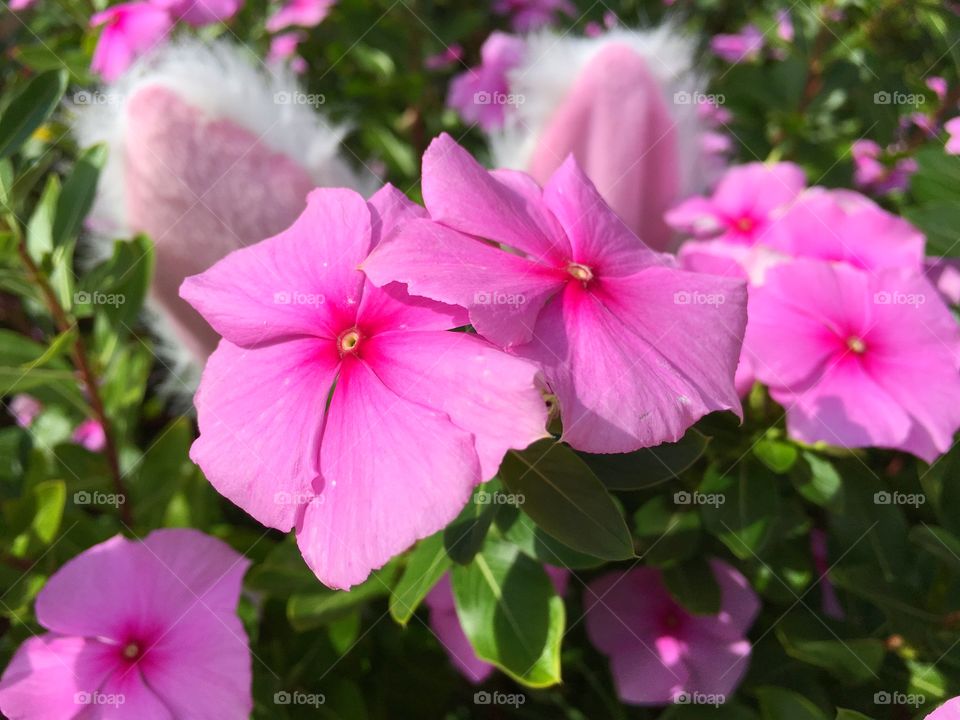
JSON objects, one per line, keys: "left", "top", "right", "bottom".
{"left": 443, "top": 486, "right": 496, "bottom": 565}
{"left": 633, "top": 496, "right": 701, "bottom": 566}
{"left": 500, "top": 440, "right": 634, "bottom": 561}
{"left": 0, "top": 70, "right": 67, "bottom": 159}
{"left": 52, "top": 144, "right": 107, "bottom": 248}
{"left": 389, "top": 531, "right": 451, "bottom": 625}
{"left": 246, "top": 541, "right": 325, "bottom": 598}
{"left": 581, "top": 429, "right": 709, "bottom": 490}
{"left": 662, "top": 557, "right": 721, "bottom": 614}
{"left": 910, "top": 148, "right": 960, "bottom": 203}
{"left": 29, "top": 479, "right": 66, "bottom": 545}
{"left": 908, "top": 524, "right": 960, "bottom": 570}
{"left": 700, "top": 462, "right": 781, "bottom": 559}
{"left": 755, "top": 687, "right": 829, "bottom": 720}
{"left": 287, "top": 562, "right": 399, "bottom": 632}
{"left": 835, "top": 711, "right": 875, "bottom": 720}
{"left": 25, "top": 174, "right": 60, "bottom": 261}
{"left": 753, "top": 437, "right": 799, "bottom": 474}
{"left": 451, "top": 537, "right": 564, "bottom": 687}
{"left": 495, "top": 505, "right": 604, "bottom": 569}
{"left": 904, "top": 201, "right": 960, "bottom": 256}
{"left": 78, "top": 235, "right": 154, "bottom": 326}
{"left": 791, "top": 451, "right": 843, "bottom": 508}
{"left": 775, "top": 614, "right": 883, "bottom": 684}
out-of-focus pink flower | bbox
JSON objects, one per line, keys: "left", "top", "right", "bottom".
{"left": 426, "top": 566, "right": 568, "bottom": 683}
{"left": 946, "top": 117, "right": 960, "bottom": 154}
{"left": 180, "top": 185, "right": 548, "bottom": 590}
{"left": 447, "top": 32, "right": 524, "bottom": 131}
{"left": 72, "top": 419, "right": 107, "bottom": 452}
{"left": 928, "top": 76, "right": 948, "bottom": 102}
{"left": 266, "top": 0, "right": 335, "bottom": 32}
{"left": 710, "top": 24, "right": 765, "bottom": 63}
{"left": 926, "top": 256, "right": 960, "bottom": 305}
{"left": 584, "top": 560, "right": 759, "bottom": 705}
{"left": 10, "top": 0, "right": 38, "bottom": 10}
{"left": 851, "top": 139, "right": 916, "bottom": 194}
{"left": 927, "top": 697, "right": 960, "bottom": 719}
{"left": 810, "top": 528, "right": 844, "bottom": 620}
{"left": 267, "top": 31, "right": 307, "bottom": 73}
{"left": 776, "top": 9, "right": 794, "bottom": 42}
{"left": 8, "top": 395, "right": 42, "bottom": 428}
{"left": 364, "top": 134, "right": 747, "bottom": 454}
{"left": 425, "top": 44, "right": 463, "bottom": 71}
{"left": 493, "top": 0, "right": 575, "bottom": 32}
{"left": 0, "top": 529, "right": 252, "bottom": 720}
{"left": 667, "top": 162, "right": 806, "bottom": 245}
{"left": 747, "top": 260, "right": 960, "bottom": 462}
{"left": 153, "top": 0, "right": 242, "bottom": 26}
{"left": 90, "top": 3, "right": 174, "bottom": 82}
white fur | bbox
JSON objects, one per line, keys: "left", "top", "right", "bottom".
{"left": 490, "top": 26, "right": 715, "bottom": 196}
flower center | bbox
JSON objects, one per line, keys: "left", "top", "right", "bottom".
{"left": 122, "top": 642, "right": 141, "bottom": 660}
{"left": 846, "top": 336, "right": 866, "bottom": 354}
{"left": 662, "top": 610, "right": 681, "bottom": 630}
{"left": 567, "top": 262, "right": 594, "bottom": 283}
{"left": 734, "top": 215, "right": 756, "bottom": 234}
{"left": 338, "top": 329, "right": 361, "bottom": 356}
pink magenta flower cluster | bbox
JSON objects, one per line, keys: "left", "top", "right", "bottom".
{"left": 668, "top": 162, "right": 960, "bottom": 461}
{"left": 175, "top": 134, "right": 748, "bottom": 591}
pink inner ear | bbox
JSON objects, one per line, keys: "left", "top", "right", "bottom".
{"left": 124, "top": 85, "right": 317, "bottom": 362}
{"left": 527, "top": 43, "right": 681, "bottom": 252}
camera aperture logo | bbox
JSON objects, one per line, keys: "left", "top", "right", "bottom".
{"left": 74, "top": 490, "right": 126, "bottom": 508}
{"left": 873, "top": 490, "right": 925, "bottom": 507}
{"left": 74, "top": 290, "right": 126, "bottom": 308}
{"left": 274, "top": 690, "right": 325, "bottom": 707}
{"left": 674, "top": 490, "right": 725, "bottom": 507}
{"left": 674, "top": 691, "right": 725, "bottom": 707}
{"left": 474, "top": 691, "right": 525, "bottom": 708}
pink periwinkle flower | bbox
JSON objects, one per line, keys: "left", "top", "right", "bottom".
{"left": 946, "top": 117, "right": 960, "bottom": 155}
{"left": 584, "top": 560, "right": 759, "bottom": 705}
{"left": 851, "top": 139, "right": 916, "bottom": 194}
{"left": 493, "top": 0, "right": 575, "bottom": 32}
{"left": 152, "top": 0, "right": 242, "bottom": 26}
{"left": 747, "top": 260, "right": 960, "bottom": 462}
{"left": 776, "top": 10, "right": 794, "bottom": 43}
{"left": 10, "top": 0, "right": 38, "bottom": 9}
{"left": 425, "top": 44, "right": 464, "bottom": 71}
{"left": 90, "top": 3, "right": 174, "bottom": 82}
{"left": 926, "top": 256, "right": 960, "bottom": 306}
{"left": 447, "top": 32, "right": 525, "bottom": 132}
{"left": 267, "top": 31, "right": 308, "bottom": 73}
{"left": 266, "top": 0, "right": 336, "bottom": 32}
{"left": 180, "top": 185, "right": 548, "bottom": 590}
{"left": 72, "top": 418, "right": 107, "bottom": 452}
{"left": 928, "top": 697, "right": 960, "bottom": 719}
{"left": 363, "top": 134, "right": 747, "bottom": 454}
{"left": 0, "top": 529, "right": 252, "bottom": 720}
{"left": 8, "top": 394, "right": 42, "bottom": 428}
{"left": 426, "top": 567, "right": 568, "bottom": 683}
{"left": 710, "top": 24, "right": 765, "bottom": 63}
{"left": 928, "top": 76, "right": 948, "bottom": 102}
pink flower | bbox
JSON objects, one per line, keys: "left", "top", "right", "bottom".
{"left": 10, "top": 0, "right": 37, "bottom": 9}
{"left": 945, "top": 117, "right": 960, "bottom": 155}
{"left": 0, "top": 529, "right": 252, "bottom": 720}
{"left": 267, "top": 31, "right": 307, "bottom": 73}
{"left": 180, "top": 185, "right": 548, "bottom": 589}
{"left": 667, "top": 162, "right": 806, "bottom": 245}
{"left": 90, "top": 3, "right": 174, "bottom": 82}
{"left": 266, "top": 0, "right": 335, "bottom": 32}
{"left": 776, "top": 9, "right": 794, "bottom": 42}
{"left": 584, "top": 560, "right": 759, "bottom": 705}
{"left": 927, "top": 76, "right": 948, "bottom": 102}
{"left": 710, "top": 24, "right": 765, "bottom": 63}
{"left": 747, "top": 260, "right": 960, "bottom": 461}
{"left": 72, "top": 419, "right": 107, "bottom": 452}
{"left": 152, "top": 0, "right": 242, "bottom": 26}
{"left": 851, "top": 139, "right": 916, "bottom": 194}
{"left": 8, "top": 394, "right": 42, "bottom": 428}
{"left": 425, "top": 44, "right": 464, "bottom": 71}
{"left": 363, "top": 134, "right": 747, "bottom": 454}
{"left": 928, "top": 697, "right": 960, "bottom": 719}
{"left": 493, "top": 0, "right": 575, "bottom": 32}
{"left": 926, "top": 256, "right": 960, "bottom": 305}
{"left": 447, "top": 32, "right": 524, "bottom": 131}
{"left": 426, "top": 567, "right": 569, "bottom": 684}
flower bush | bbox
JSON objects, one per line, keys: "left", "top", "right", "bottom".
{"left": 2, "top": 0, "right": 960, "bottom": 718}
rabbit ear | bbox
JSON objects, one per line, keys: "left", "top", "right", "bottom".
{"left": 73, "top": 39, "right": 374, "bottom": 393}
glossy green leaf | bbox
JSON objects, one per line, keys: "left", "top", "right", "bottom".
{"left": 52, "top": 144, "right": 107, "bottom": 248}
{"left": 581, "top": 429, "right": 709, "bottom": 490}
{"left": 389, "top": 531, "right": 451, "bottom": 625}
{"left": 0, "top": 70, "right": 67, "bottom": 159}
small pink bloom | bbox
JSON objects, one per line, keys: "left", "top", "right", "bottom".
{"left": 266, "top": 0, "right": 335, "bottom": 32}
{"left": 90, "top": 3, "right": 174, "bottom": 82}
{"left": 8, "top": 394, "right": 42, "bottom": 428}
{"left": 666, "top": 161, "right": 806, "bottom": 245}
{"left": 851, "top": 140, "right": 916, "bottom": 194}
{"left": 152, "top": 0, "right": 242, "bottom": 25}
{"left": 928, "top": 76, "right": 948, "bottom": 102}
{"left": 493, "top": 0, "right": 575, "bottom": 32}
{"left": 267, "top": 31, "right": 307, "bottom": 72}
{"left": 426, "top": 566, "right": 569, "bottom": 683}
{"left": 72, "top": 419, "right": 107, "bottom": 452}
{"left": 425, "top": 44, "right": 463, "bottom": 71}
{"left": 747, "top": 260, "right": 960, "bottom": 461}
{"left": 928, "top": 697, "right": 960, "bottom": 719}
{"left": 945, "top": 117, "right": 960, "bottom": 155}
{"left": 925, "top": 256, "right": 960, "bottom": 305}
{"left": 710, "top": 24, "right": 765, "bottom": 63}
{"left": 180, "top": 186, "right": 548, "bottom": 590}
{"left": 0, "top": 529, "right": 252, "bottom": 720}
{"left": 584, "top": 560, "right": 759, "bottom": 705}
{"left": 447, "top": 32, "right": 525, "bottom": 131}
{"left": 776, "top": 9, "right": 794, "bottom": 42}
{"left": 10, "top": 0, "right": 37, "bottom": 9}
{"left": 364, "top": 134, "right": 747, "bottom": 454}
